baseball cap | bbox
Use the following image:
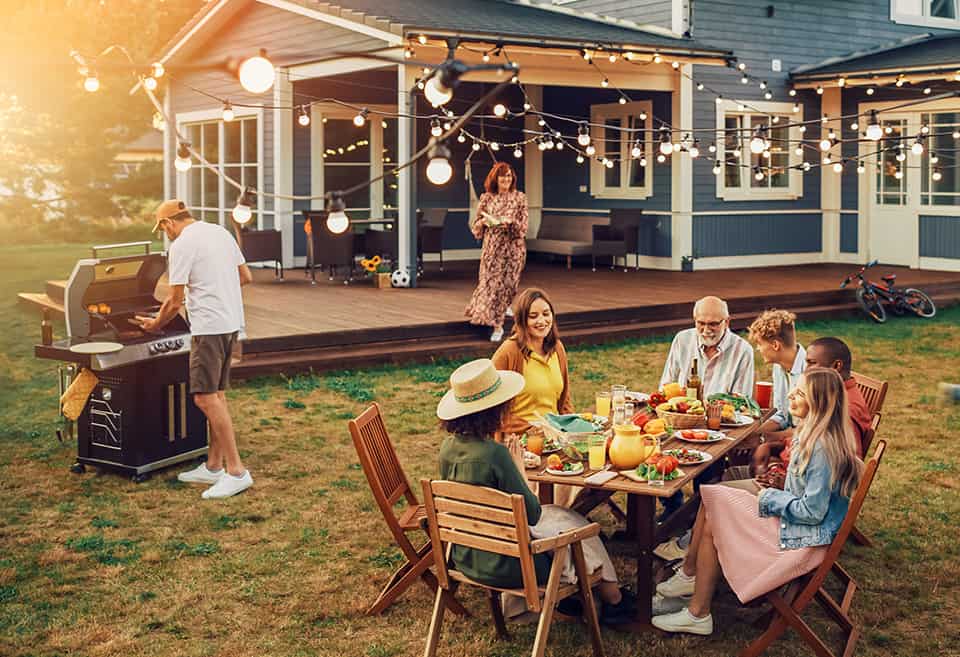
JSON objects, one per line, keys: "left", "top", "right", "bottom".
{"left": 152, "top": 199, "right": 192, "bottom": 233}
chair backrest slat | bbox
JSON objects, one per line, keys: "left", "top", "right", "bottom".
{"left": 792, "top": 440, "right": 886, "bottom": 610}
{"left": 437, "top": 512, "right": 520, "bottom": 542}
{"left": 860, "top": 413, "right": 881, "bottom": 457}
{"left": 349, "top": 404, "right": 410, "bottom": 508}
{"left": 437, "top": 528, "right": 521, "bottom": 557}
{"left": 434, "top": 498, "right": 517, "bottom": 525}
{"left": 430, "top": 481, "right": 515, "bottom": 509}
{"left": 851, "top": 371, "right": 888, "bottom": 416}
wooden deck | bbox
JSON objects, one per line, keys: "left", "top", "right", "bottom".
{"left": 20, "top": 261, "right": 960, "bottom": 377}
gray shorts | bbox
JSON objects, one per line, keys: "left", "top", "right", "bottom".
{"left": 189, "top": 332, "right": 238, "bottom": 393}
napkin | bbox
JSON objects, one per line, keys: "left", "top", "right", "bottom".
{"left": 545, "top": 413, "right": 596, "bottom": 434}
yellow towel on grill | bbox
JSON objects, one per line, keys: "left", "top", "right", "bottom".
{"left": 60, "top": 368, "right": 99, "bottom": 421}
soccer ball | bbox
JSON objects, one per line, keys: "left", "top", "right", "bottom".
{"left": 391, "top": 269, "right": 411, "bottom": 288}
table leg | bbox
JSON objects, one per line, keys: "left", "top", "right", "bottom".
{"left": 632, "top": 495, "right": 656, "bottom": 629}
{"left": 538, "top": 481, "right": 554, "bottom": 505}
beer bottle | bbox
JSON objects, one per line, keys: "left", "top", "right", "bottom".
{"left": 687, "top": 358, "right": 702, "bottom": 401}
{"left": 41, "top": 309, "right": 53, "bottom": 346}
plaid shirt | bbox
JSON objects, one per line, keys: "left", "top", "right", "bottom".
{"left": 660, "top": 328, "right": 755, "bottom": 398}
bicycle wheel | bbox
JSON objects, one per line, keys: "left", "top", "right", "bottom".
{"left": 856, "top": 287, "right": 887, "bottom": 323}
{"left": 904, "top": 288, "right": 936, "bottom": 318}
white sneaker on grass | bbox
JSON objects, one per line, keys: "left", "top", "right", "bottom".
{"left": 656, "top": 568, "right": 696, "bottom": 598}
{"left": 651, "top": 607, "right": 713, "bottom": 635}
{"left": 178, "top": 463, "right": 224, "bottom": 484}
{"left": 202, "top": 470, "right": 253, "bottom": 499}
{"left": 652, "top": 594, "right": 686, "bottom": 617}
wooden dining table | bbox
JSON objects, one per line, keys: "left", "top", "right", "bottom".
{"left": 526, "top": 411, "right": 772, "bottom": 630}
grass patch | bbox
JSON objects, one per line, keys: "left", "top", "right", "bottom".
{"left": 64, "top": 534, "right": 140, "bottom": 565}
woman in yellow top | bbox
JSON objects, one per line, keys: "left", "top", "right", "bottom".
{"left": 492, "top": 287, "right": 573, "bottom": 435}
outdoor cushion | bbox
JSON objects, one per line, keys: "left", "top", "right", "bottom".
{"left": 526, "top": 238, "right": 593, "bottom": 256}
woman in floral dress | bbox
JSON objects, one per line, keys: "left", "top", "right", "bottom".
{"left": 465, "top": 162, "right": 528, "bottom": 341}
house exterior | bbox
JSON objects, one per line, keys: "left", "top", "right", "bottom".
{"left": 155, "top": 0, "right": 960, "bottom": 276}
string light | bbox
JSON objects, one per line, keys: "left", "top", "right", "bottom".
{"left": 425, "top": 142, "right": 453, "bottom": 185}
{"left": 924, "top": 87, "right": 932, "bottom": 95}
{"left": 837, "top": 77, "right": 846, "bottom": 88}
{"left": 895, "top": 74, "right": 906, "bottom": 87}
{"left": 581, "top": 49, "right": 592, "bottom": 61}
{"left": 911, "top": 136, "right": 924, "bottom": 155}
{"left": 712, "top": 161, "right": 722, "bottom": 175}
{"left": 232, "top": 187, "right": 255, "bottom": 224}
{"left": 493, "top": 102, "right": 508, "bottom": 118}
{"left": 238, "top": 50, "right": 275, "bottom": 94}
{"left": 931, "top": 152, "right": 940, "bottom": 164}
{"left": 577, "top": 123, "right": 591, "bottom": 147}
{"left": 404, "top": 47, "right": 414, "bottom": 59}
{"left": 741, "top": 74, "right": 749, "bottom": 84}
{"left": 609, "top": 53, "right": 618, "bottom": 63}
{"left": 659, "top": 128, "right": 673, "bottom": 156}
{"left": 672, "top": 61, "right": 680, "bottom": 69}
{"left": 816, "top": 86, "right": 824, "bottom": 95}
{"left": 933, "top": 168, "right": 943, "bottom": 182}
{"left": 222, "top": 101, "right": 235, "bottom": 122}
{"left": 857, "top": 164, "right": 865, "bottom": 174}
{"left": 789, "top": 88, "right": 797, "bottom": 97}
{"left": 866, "top": 87, "right": 875, "bottom": 95}
{"left": 514, "top": 147, "right": 523, "bottom": 158}
{"left": 689, "top": 140, "right": 700, "bottom": 158}
{"left": 754, "top": 167, "right": 765, "bottom": 181}
{"left": 653, "top": 53, "right": 662, "bottom": 64}
{"left": 152, "top": 111, "right": 165, "bottom": 131}
{"left": 601, "top": 78, "right": 609, "bottom": 88}
{"left": 793, "top": 103, "right": 800, "bottom": 113}
{"left": 490, "top": 142, "right": 500, "bottom": 151}
{"left": 430, "top": 119, "right": 442, "bottom": 137}
{"left": 353, "top": 108, "right": 368, "bottom": 127}
{"left": 894, "top": 169, "right": 903, "bottom": 179}
{"left": 472, "top": 142, "right": 481, "bottom": 152}
{"left": 708, "top": 143, "right": 717, "bottom": 154}
{"left": 83, "top": 73, "right": 100, "bottom": 92}
{"left": 325, "top": 192, "right": 349, "bottom": 233}
{"left": 657, "top": 153, "right": 666, "bottom": 163}
{"left": 143, "top": 76, "right": 158, "bottom": 91}
{"left": 457, "top": 132, "right": 466, "bottom": 143}
{"left": 618, "top": 96, "right": 627, "bottom": 105}
{"left": 576, "top": 155, "right": 585, "bottom": 164}
{"left": 832, "top": 161, "right": 843, "bottom": 173}
{"left": 750, "top": 126, "right": 770, "bottom": 154}
{"left": 865, "top": 111, "right": 883, "bottom": 141}
{"left": 737, "top": 62, "right": 747, "bottom": 71}
{"left": 417, "top": 34, "right": 428, "bottom": 45}
{"left": 298, "top": 105, "right": 312, "bottom": 127}
{"left": 174, "top": 142, "right": 192, "bottom": 172}
{"left": 151, "top": 62, "right": 164, "bottom": 78}
{"left": 585, "top": 144, "right": 596, "bottom": 156}
{"left": 631, "top": 141, "right": 642, "bottom": 158}
{"left": 921, "top": 124, "right": 930, "bottom": 135}
{"left": 696, "top": 82, "right": 704, "bottom": 91}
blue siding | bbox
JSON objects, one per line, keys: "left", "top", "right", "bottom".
{"left": 919, "top": 216, "right": 960, "bottom": 259}
{"left": 693, "top": 214, "right": 822, "bottom": 257}
{"left": 840, "top": 213, "right": 858, "bottom": 253}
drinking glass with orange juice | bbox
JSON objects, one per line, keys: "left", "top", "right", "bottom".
{"left": 706, "top": 400, "right": 723, "bottom": 430}
{"left": 595, "top": 391, "right": 611, "bottom": 418}
{"left": 588, "top": 433, "right": 607, "bottom": 470}
{"left": 525, "top": 434, "right": 544, "bottom": 456}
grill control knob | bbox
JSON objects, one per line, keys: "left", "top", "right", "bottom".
{"left": 175, "top": 338, "right": 184, "bottom": 349}
{"left": 148, "top": 343, "right": 158, "bottom": 355}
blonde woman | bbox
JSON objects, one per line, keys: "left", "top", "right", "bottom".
{"left": 652, "top": 368, "right": 863, "bottom": 635}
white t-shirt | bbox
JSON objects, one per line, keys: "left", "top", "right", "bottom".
{"left": 168, "top": 221, "right": 246, "bottom": 336}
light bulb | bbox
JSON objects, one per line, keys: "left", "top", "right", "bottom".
{"left": 850, "top": 122, "right": 859, "bottom": 131}
{"left": 404, "top": 47, "right": 414, "bottom": 59}
{"left": 604, "top": 159, "right": 614, "bottom": 169}
{"left": 816, "top": 86, "right": 824, "bottom": 95}
{"left": 639, "top": 111, "right": 648, "bottom": 121}
{"left": 750, "top": 135, "right": 768, "bottom": 154}
{"left": 896, "top": 150, "right": 906, "bottom": 162}
{"left": 803, "top": 162, "right": 811, "bottom": 171}
{"left": 653, "top": 54, "right": 662, "bottom": 64}
{"left": 911, "top": 140, "right": 924, "bottom": 156}
{"left": 493, "top": 103, "right": 507, "bottom": 118}
{"left": 857, "top": 164, "right": 865, "bottom": 174}
{"left": 577, "top": 127, "right": 591, "bottom": 147}
{"left": 152, "top": 112, "right": 165, "bottom": 131}
{"left": 953, "top": 131, "right": 960, "bottom": 139}
{"left": 523, "top": 102, "right": 531, "bottom": 111}
{"left": 326, "top": 210, "right": 349, "bottom": 234}
{"left": 764, "top": 91, "right": 773, "bottom": 100}
{"left": 471, "top": 142, "right": 481, "bottom": 152}
{"left": 921, "top": 124, "right": 930, "bottom": 134}
{"left": 84, "top": 75, "right": 100, "bottom": 92}
{"left": 819, "top": 138, "right": 832, "bottom": 152}
{"left": 933, "top": 169, "right": 943, "bottom": 182}
{"left": 894, "top": 170, "right": 903, "bottom": 180}
{"left": 793, "top": 103, "right": 800, "bottom": 113}
{"left": 556, "top": 141, "right": 564, "bottom": 151}
{"left": 144, "top": 76, "right": 158, "bottom": 91}
{"left": 424, "top": 77, "right": 453, "bottom": 107}
{"left": 151, "top": 62, "right": 165, "bottom": 78}
{"left": 931, "top": 153, "right": 940, "bottom": 164}
{"left": 689, "top": 145, "right": 699, "bottom": 158}
{"left": 795, "top": 146, "right": 803, "bottom": 156}
{"left": 866, "top": 87, "right": 875, "bottom": 95}
{"left": 659, "top": 139, "right": 673, "bottom": 156}
{"left": 490, "top": 142, "right": 500, "bottom": 151}
{"left": 733, "top": 148, "right": 742, "bottom": 158}
{"left": 430, "top": 121, "right": 442, "bottom": 137}
{"left": 631, "top": 143, "right": 642, "bottom": 158}
{"left": 618, "top": 96, "right": 627, "bottom": 105}
{"left": 697, "top": 82, "right": 704, "bottom": 90}
{"left": 174, "top": 155, "right": 191, "bottom": 172}
{"left": 353, "top": 109, "right": 368, "bottom": 127}
{"left": 838, "top": 77, "right": 846, "bottom": 87}
{"left": 297, "top": 110, "right": 310, "bottom": 127}
{"left": 789, "top": 88, "right": 797, "bottom": 96}
{"left": 712, "top": 161, "right": 721, "bottom": 175}
{"left": 457, "top": 133, "right": 466, "bottom": 143}
{"left": 823, "top": 156, "right": 831, "bottom": 165}
{"left": 832, "top": 162, "right": 843, "bottom": 173}
{"left": 426, "top": 157, "right": 453, "bottom": 185}
{"left": 482, "top": 52, "right": 490, "bottom": 63}
{"left": 610, "top": 54, "right": 618, "bottom": 63}
{"left": 708, "top": 143, "right": 717, "bottom": 153}
{"left": 238, "top": 52, "right": 275, "bottom": 94}
{"left": 924, "top": 87, "right": 932, "bottom": 95}
{"left": 738, "top": 62, "right": 747, "bottom": 71}
{"left": 865, "top": 113, "right": 883, "bottom": 141}
{"left": 417, "top": 34, "right": 428, "bottom": 45}
{"left": 514, "top": 147, "right": 523, "bottom": 158}
{"left": 754, "top": 169, "right": 765, "bottom": 181}
{"left": 232, "top": 189, "right": 254, "bottom": 224}
{"left": 639, "top": 157, "right": 647, "bottom": 167}
{"left": 601, "top": 78, "right": 609, "bottom": 88}
{"left": 223, "top": 102, "right": 235, "bottom": 122}
{"left": 715, "top": 96, "right": 723, "bottom": 105}
{"left": 585, "top": 144, "right": 596, "bottom": 156}
{"left": 799, "top": 125, "right": 807, "bottom": 133}
{"left": 576, "top": 155, "right": 584, "bottom": 164}
{"left": 657, "top": 154, "right": 666, "bottom": 163}
{"left": 741, "top": 75, "right": 749, "bottom": 84}
{"left": 762, "top": 150, "right": 770, "bottom": 159}
{"left": 759, "top": 80, "right": 767, "bottom": 90}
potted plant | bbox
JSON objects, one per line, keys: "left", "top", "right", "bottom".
{"left": 361, "top": 256, "right": 392, "bottom": 288}
{"left": 681, "top": 255, "right": 695, "bottom": 272}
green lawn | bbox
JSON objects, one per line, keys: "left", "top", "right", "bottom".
{"left": 1, "top": 243, "right": 958, "bottom": 657}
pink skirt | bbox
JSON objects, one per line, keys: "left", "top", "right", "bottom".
{"left": 700, "top": 484, "right": 828, "bottom": 603}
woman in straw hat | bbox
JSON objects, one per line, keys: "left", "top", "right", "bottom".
{"left": 437, "top": 359, "right": 635, "bottom": 624}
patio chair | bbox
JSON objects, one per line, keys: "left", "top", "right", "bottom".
{"left": 348, "top": 404, "right": 468, "bottom": 616}
{"left": 305, "top": 211, "right": 356, "bottom": 284}
{"left": 739, "top": 440, "right": 886, "bottom": 657}
{"left": 591, "top": 209, "right": 641, "bottom": 272}
{"left": 420, "top": 479, "right": 606, "bottom": 657}
{"left": 233, "top": 224, "right": 283, "bottom": 279}
{"left": 418, "top": 208, "right": 448, "bottom": 273}
{"left": 851, "top": 371, "right": 888, "bottom": 416}
{"left": 849, "top": 413, "right": 881, "bottom": 548}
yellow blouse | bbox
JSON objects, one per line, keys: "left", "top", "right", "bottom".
{"left": 511, "top": 351, "right": 564, "bottom": 424}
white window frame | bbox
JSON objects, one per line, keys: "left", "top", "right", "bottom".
{"left": 589, "top": 100, "right": 654, "bottom": 200}
{"left": 175, "top": 107, "right": 266, "bottom": 229}
{"left": 891, "top": 0, "right": 960, "bottom": 29}
{"left": 715, "top": 99, "right": 804, "bottom": 201}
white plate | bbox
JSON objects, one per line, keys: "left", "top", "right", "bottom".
{"left": 545, "top": 463, "right": 585, "bottom": 476}
{"left": 625, "top": 391, "right": 650, "bottom": 402}
{"left": 720, "top": 413, "right": 755, "bottom": 427}
{"left": 671, "top": 429, "right": 728, "bottom": 443}
{"left": 69, "top": 341, "right": 123, "bottom": 354}
{"left": 662, "top": 448, "right": 713, "bottom": 465}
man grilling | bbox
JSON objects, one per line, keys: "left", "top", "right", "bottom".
{"left": 135, "top": 200, "right": 255, "bottom": 499}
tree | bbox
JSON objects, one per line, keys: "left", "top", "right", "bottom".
{"left": 0, "top": 0, "right": 205, "bottom": 226}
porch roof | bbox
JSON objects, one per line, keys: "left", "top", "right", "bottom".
{"left": 791, "top": 32, "right": 960, "bottom": 82}
{"left": 156, "top": 0, "right": 731, "bottom": 66}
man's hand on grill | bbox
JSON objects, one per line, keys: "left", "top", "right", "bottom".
{"left": 132, "top": 315, "right": 160, "bottom": 333}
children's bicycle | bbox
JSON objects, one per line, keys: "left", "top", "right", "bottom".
{"left": 840, "top": 260, "right": 936, "bottom": 323}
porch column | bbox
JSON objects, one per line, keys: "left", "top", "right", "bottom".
{"left": 398, "top": 64, "right": 418, "bottom": 286}
{"left": 523, "top": 85, "right": 544, "bottom": 238}
{"left": 671, "top": 64, "right": 694, "bottom": 270}
{"left": 821, "top": 87, "right": 842, "bottom": 262}
{"left": 273, "top": 67, "right": 295, "bottom": 268}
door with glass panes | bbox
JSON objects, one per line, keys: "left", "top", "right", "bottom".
{"left": 867, "top": 115, "right": 913, "bottom": 266}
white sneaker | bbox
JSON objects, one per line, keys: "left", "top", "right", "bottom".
{"left": 178, "top": 463, "right": 224, "bottom": 484}
{"left": 490, "top": 327, "right": 504, "bottom": 342}
{"left": 652, "top": 594, "right": 686, "bottom": 617}
{"left": 656, "top": 569, "right": 696, "bottom": 598}
{"left": 202, "top": 470, "right": 253, "bottom": 499}
{"left": 654, "top": 537, "right": 688, "bottom": 561}
{"left": 505, "top": 306, "right": 514, "bottom": 317}
{"left": 651, "top": 607, "right": 713, "bottom": 635}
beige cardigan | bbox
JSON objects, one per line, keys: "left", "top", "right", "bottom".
{"left": 492, "top": 337, "right": 574, "bottom": 435}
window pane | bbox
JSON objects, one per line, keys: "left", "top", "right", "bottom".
{"left": 241, "top": 165, "right": 257, "bottom": 188}
{"left": 243, "top": 119, "right": 258, "bottom": 163}
{"left": 627, "top": 115, "right": 647, "bottom": 188}
{"left": 188, "top": 124, "right": 201, "bottom": 150}
{"left": 895, "top": 0, "right": 923, "bottom": 14}
{"left": 203, "top": 167, "right": 219, "bottom": 208}
{"left": 931, "top": 0, "right": 956, "bottom": 18}
{"left": 724, "top": 115, "right": 742, "bottom": 188}
{"left": 324, "top": 166, "right": 370, "bottom": 208}
{"left": 877, "top": 120, "right": 906, "bottom": 205}
{"left": 202, "top": 123, "right": 219, "bottom": 164}
{"left": 189, "top": 166, "right": 201, "bottom": 206}
{"left": 604, "top": 119, "right": 621, "bottom": 187}
{"left": 224, "top": 167, "right": 241, "bottom": 197}
{"left": 382, "top": 118, "right": 398, "bottom": 211}
{"left": 325, "top": 119, "right": 370, "bottom": 164}
{"left": 224, "top": 121, "right": 242, "bottom": 164}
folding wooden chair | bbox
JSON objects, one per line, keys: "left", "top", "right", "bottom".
{"left": 851, "top": 371, "right": 888, "bottom": 416}
{"left": 740, "top": 440, "right": 886, "bottom": 657}
{"left": 849, "top": 413, "right": 881, "bottom": 547}
{"left": 421, "top": 479, "right": 606, "bottom": 657}
{"left": 348, "top": 404, "right": 468, "bottom": 616}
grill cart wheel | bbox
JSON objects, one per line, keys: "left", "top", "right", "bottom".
{"left": 131, "top": 473, "right": 151, "bottom": 484}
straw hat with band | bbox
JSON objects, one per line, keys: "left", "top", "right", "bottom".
{"left": 152, "top": 199, "right": 193, "bottom": 233}
{"left": 437, "top": 358, "right": 525, "bottom": 421}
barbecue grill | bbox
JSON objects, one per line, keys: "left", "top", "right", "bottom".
{"left": 35, "top": 241, "right": 207, "bottom": 481}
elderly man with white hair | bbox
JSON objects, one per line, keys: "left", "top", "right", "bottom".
{"left": 659, "top": 296, "right": 754, "bottom": 398}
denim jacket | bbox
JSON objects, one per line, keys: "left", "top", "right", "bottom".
{"left": 758, "top": 439, "right": 850, "bottom": 550}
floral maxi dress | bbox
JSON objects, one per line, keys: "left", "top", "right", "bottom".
{"left": 465, "top": 190, "right": 529, "bottom": 327}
